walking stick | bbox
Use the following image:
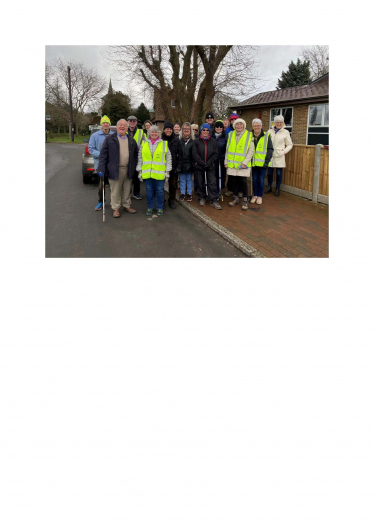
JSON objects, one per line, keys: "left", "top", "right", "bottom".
{"left": 204, "top": 170, "right": 209, "bottom": 199}
{"left": 102, "top": 177, "right": 105, "bottom": 222}
{"left": 218, "top": 162, "right": 223, "bottom": 201}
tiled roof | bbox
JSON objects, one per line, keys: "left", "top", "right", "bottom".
{"left": 236, "top": 74, "right": 328, "bottom": 108}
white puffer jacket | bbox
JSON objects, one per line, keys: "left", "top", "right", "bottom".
{"left": 268, "top": 124, "right": 293, "bottom": 168}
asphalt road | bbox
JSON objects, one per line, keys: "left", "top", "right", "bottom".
{"left": 45, "top": 144, "right": 246, "bottom": 258}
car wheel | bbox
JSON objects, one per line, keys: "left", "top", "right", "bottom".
{"left": 83, "top": 173, "right": 92, "bottom": 184}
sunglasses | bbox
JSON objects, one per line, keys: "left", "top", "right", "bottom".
{"left": 128, "top": 119, "right": 137, "bottom": 122}
{"left": 215, "top": 126, "right": 223, "bottom": 129}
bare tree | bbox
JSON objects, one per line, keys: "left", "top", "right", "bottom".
{"left": 104, "top": 46, "right": 263, "bottom": 124}
{"left": 212, "top": 93, "right": 240, "bottom": 119}
{"left": 45, "top": 59, "right": 106, "bottom": 133}
{"left": 300, "top": 45, "right": 329, "bottom": 80}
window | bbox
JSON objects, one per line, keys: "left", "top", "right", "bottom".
{"left": 270, "top": 107, "right": 293, "bottom": 129}
{"left": 171, "top": 99, "right": 175, "bottom": 108}
{"left": 307, "top": 103, "right": 329, "bottom": 145}
{"left": 308, "top": 104, "right": 329, "bottom": 126}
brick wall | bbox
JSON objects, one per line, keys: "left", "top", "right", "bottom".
{"left": 239, "top": 104, "right": 309, "bottom": 145}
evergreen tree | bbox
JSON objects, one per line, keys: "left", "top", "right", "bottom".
{"left": 136, "top": 102, "right": 151, "bottom": 124}
{"left": 276, "top": 59, "right": 312, "bottom": 89}
{"left": 101, "top": 91, "right": 132, "bottom": 125}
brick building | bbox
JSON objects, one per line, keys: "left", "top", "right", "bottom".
{"left": 232, "top": 73, "right": 329, "bottom": 145}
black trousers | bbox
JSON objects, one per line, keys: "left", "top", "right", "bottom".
{"left": 168, "top": 171, "right": 177, "bottom": 201}
{"left": 195, "top": 169, "right": 218, "bottom": 201}
{"left": 227, "top": 174, "right": 235, "bottom": 192}
{"left": 132, "top": 171, "right": 140, "bottom": 196}
{"left": 232, "top": 176, "right": 248, "bottom": 198}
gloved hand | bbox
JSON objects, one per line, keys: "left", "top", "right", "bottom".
{"left": 165, "top": 171, "right": 170, "bottom": 181}
{"left": 204, "top": 163, "right": 210, "bottom": 170}
{"left": 98, "top": 172, "right": 104, "bottom": 178}
{"left": 138, "top": 171, "right": 143, "bottom": 182}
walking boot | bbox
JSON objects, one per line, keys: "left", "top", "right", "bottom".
{"left": 264, "top": 185, "right": 272, "bottom": 194}
{"left": 168, "top": 200, "right": 176, "bottom": 209}
{"left": 229, "top": 196, "right": 239, "bottom": 207}
{"left": 274, "top": 187, "right": 280, "bottom": 197}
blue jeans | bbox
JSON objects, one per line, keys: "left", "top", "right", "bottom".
{"left": 144, "top": 178, "right": 164, "bottom": 210}
{"left": 180, "top": 173, "right": 192, "bottom": 195}
{"left": 267, "top": 168, "right": 283, "bottom": 188}
{"left": 252, "top": 166, "right": 267, "bottom": 197}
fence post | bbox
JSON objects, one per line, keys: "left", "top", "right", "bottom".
{"left": 312, "top": 144, "right": 323, "bottom": 203}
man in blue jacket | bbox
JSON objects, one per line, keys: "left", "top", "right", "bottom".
{"left": 88, "top": 115, "right": 115, "bottom": 211}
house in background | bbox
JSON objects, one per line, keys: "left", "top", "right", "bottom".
{"left": 232, "top": 73, "right": 329, "bottom": 146}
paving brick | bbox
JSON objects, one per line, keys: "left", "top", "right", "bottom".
{"left": 177, "top": 185, "right": 328, "bottom": 258}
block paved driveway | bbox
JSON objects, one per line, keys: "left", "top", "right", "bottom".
{"left": 186, "top": 186, "right": 328, "bottom": 258}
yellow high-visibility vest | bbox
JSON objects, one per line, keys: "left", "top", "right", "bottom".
{"left": 134, "top": 128, "right": 146, "bottom": 146}
{"left": 226, "top": 130, "right": 251, "bottom": 168}
{"left": 141, "top": 141, "right": 168, "bottom": 180}
{"left": 251, "top": 132, "right": 271, "bottom": 167}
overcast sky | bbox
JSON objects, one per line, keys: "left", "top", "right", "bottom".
{"left": 45, "top": 45, "right": 308, "bottom": 108}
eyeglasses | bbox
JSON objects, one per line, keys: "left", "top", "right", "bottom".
{"left": 215, "top": 126, "right": 223, "bottom": 129}
{"left": 128, "top": 119, "right": 137, "bottom": 122}
{"left": 201, "top": 129, "right": 209, "bottom": 132}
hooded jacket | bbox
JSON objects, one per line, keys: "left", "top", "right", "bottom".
{"left": 192, "top": 136, "right": 218, "bottom": 174}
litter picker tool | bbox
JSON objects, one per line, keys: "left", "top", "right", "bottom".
{"left": 218, "top": 162, "right": 223, "bottom": 201}
{"left": 102, "top": 177, "right": 105, "bottom": 222}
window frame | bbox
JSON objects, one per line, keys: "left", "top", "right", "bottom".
{"left": 308, "top": 103, "right": 329, "bottom": 127}
{"left": 269, "top": 107, "right": 293, "bottom": 130}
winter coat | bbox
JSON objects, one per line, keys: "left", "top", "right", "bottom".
{"left": 97, "top": 133, "right": 138, "bottom": 180}
{"left": 180, "top": 137, "right": 194, "bottom": 173}
{"left": 268, "top": 125, "right": 293, "bottom": 168}
{"left": 136, "top": 139, "right": 172, "bottom": 177}
{"left": 161, "top": 132, "right": 183, "bottom": 174}
{"left": 224, "top": 129, "right": 254, "bottom": 177}
{"left": 88, "top": 129, "right": 115, "bottom": 170}
{"left": 192, "top": 136, "right": 219, "bottom": 178}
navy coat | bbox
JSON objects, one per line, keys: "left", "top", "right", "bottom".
{"left": 98, "top": 133, "right": 138, "bottom": 180}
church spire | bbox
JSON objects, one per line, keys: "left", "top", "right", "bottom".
{"left": 108, "top": 77, "right": 113, "bottom": 95}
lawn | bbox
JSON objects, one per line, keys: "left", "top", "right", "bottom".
{"left": 46, "top": 133, "right": 88, "bottom": 144}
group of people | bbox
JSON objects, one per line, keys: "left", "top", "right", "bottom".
{"left": 88, "top": 110, "right": 293, "bottom": 218}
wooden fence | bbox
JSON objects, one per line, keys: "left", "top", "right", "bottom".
{"left": 266, "top": 144, "right": 329, "bottom": 203}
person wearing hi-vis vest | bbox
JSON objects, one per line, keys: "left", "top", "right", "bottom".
{"left": 127, "top": 115, "right": 146, "bottom": 200}
{"left": 250, "top": 118, "right": 274, "bottom": 205}
{"left": 224, "top": 118, "right": 254, "bottom": 211}
{"left": 136, "top": 125, "right": 172, "bottom": 217}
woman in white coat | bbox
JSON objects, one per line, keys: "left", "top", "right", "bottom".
{"left": 265, "top": 115, "right": 293, "bottom": 196}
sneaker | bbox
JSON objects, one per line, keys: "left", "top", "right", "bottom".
{"left": 229, "top": 196, "right": 239, "bottom": 207}
{"left": 186, "top": 194, "right": 192, "bottom": 202}
{"left": 133, "top": 194, "right": 142, "bottom": 200}
{"left": 242, "top": 198, "right": 248, "bottom": 211}
{"left": 95, "top": 202, "right": 103, "bottom": 211}
{"left": 199, "top": 198, "right": 206, "bottom": 206}
{"left": 238, "top": 192, "right": 243, "bottom": 198}
{"left": 211, "top": 200, "right": 222, "bottom": 210}
{"left": 180, "top": 194, "right": 185, "bottom": 201}
{"left": 256, "top": 197, "right": 263, "bottom": 205}
{"left": 225, "top": 191, "right": 233, "bottom": 197}
{"left": 146, "top": 208, "right": 153, "bottom": 216}
{"left": 250, "top": 196, "right": 257, "bottom": 204}
{"left": 157, "top": 209, "right": 163, "bottom": 216}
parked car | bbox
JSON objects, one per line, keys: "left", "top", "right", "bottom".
{"left": 82, "top": 126, "right": 117, "bottom": 184}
